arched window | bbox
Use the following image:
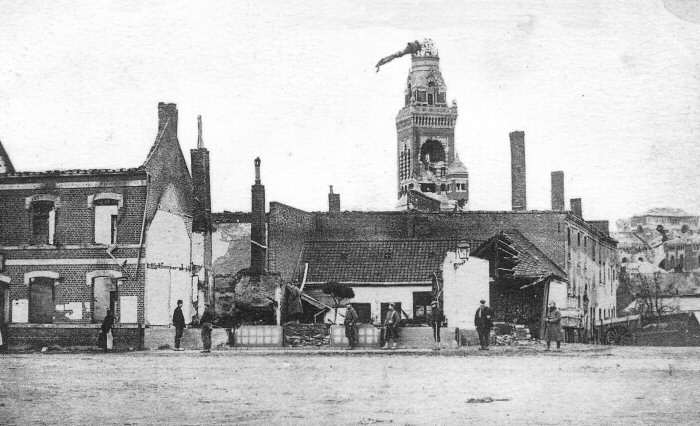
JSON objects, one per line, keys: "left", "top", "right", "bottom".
{"left": 25, "top": 195, "right": 60, "bottom": 245}
{"left": 420, "top": 140, "right": 445, "bottom": 163}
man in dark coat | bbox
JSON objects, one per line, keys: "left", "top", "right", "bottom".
{"left": 344, "top": 303, "right": 359, "bottom": 349}
{"left": 545, "top": 302, "right": 563, "bottom": 351}
{"left": 382, "top": 303, "right": 400, "bottom": 349}
{"left": 100, "top": 309, "right": 115, "bottom": 352}
{"left": 200, "top": 305, "right": 215, "bottom": 353}
{"left": 429, "top": 300, "right": 444, "bottom": 349}
{"left": 172, "top": 300, "right": 186, "bottom": 351}
{"left": 474, "top": 300, "right": 493, "bottom": 350}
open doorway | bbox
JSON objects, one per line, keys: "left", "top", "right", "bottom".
{"left": 93, "top": 276, "right": 118, "bottom": 322}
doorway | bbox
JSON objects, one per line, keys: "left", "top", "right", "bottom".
{"left": 29, "top": 277, "right": 54, "bottom": 324}
{"left": 93, "top": 276, "right": 117, "bottom": 322}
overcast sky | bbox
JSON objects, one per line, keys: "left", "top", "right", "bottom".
{"left": 1, "top": 1, "right": 699, "bottom": 225}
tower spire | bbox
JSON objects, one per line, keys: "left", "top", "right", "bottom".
{"left": 197, "top": 115, "right": 204, "bottom": 148}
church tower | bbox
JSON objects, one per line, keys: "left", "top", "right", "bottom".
{"left": 395, "top": 40, "right": 468, "bottom": 211}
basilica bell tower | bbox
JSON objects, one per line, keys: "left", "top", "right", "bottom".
{"left": 395, "top": 40, "right": 468, "bottom": 211}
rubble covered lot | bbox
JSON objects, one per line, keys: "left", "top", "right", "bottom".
{"left": 2, "top": 346, "right": 700, "bottom": 424}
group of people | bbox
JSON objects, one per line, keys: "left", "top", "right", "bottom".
{"left": 96, "top": 298, "right": 563, "bottom": 352}
{"left": 172, "top": 300, "right": 215, "bottom": 353}
{"left": 474, "top": 299, "right": 564, "bottom": 351}
{"left": 344, "top": 298, "right": 563, "bottom": 352}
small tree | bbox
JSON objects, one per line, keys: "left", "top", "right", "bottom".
{"left": 322, "top": 281, "right": 355, "bottom": 324}
{"left": 619, "top": 268, "right": 675, "bottom": 323}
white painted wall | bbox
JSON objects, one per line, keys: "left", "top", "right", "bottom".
{"left": 441, "top": 252, "right": 490, "bottom": 331}
{"left": 323, "top": 285, "right": 432, "bottom": 324}
{"left": 145, "top": 208, "right": 194, "bottom": 326}
{"left": 548, "top": 280, "right": 568, "bottom": 309}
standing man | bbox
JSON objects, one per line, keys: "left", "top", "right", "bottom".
{"left": 545, "top": 302, "right": 563, "bottom": 351}
{"left": 474, "top": 300, "right": 493, "bottom": 351}
{"left": 429, "top": 300, "right": 444, "bottom": 350}
{"left": 200, "top": 304, "right": 215, "bottom": 353}
{"left": 172, "top": 300, "right": 186, "bottom": 351}
{"left": 344, "top": 303, "right": 359, "bottom": 349}
{"left": 382, "top": 303, "right": 400, "bottom": 349}
{"left": 100, "top": 309, "right": 115, "bottom": 353}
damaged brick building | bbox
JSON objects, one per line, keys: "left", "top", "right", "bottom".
{"left": 0, "top": 102, "right": 213, "bottom": 349}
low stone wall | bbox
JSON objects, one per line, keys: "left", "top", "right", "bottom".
{"left": 234, "top": 325, "right": 283, "bottom": 347}
{"left": 330, "top": 324, "right": 381, "bottom": 347}
{"left": 7, "top": 324, "right": 143, "bottom": 350}
{"left": 143, "top": 327, "right": 230, "bottom": 350}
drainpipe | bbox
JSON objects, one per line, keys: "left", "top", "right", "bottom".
{"left": 136, "top": 172, "right": 151, "bottom": 326}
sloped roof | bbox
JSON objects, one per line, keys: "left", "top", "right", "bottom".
{"left": 1, "top": 167, "right": 144, "bottom": 178}
{"left": 0, "top": 139, "right": 15, "bottom": 174}
{"left": 446, "top": 155, "right": 468, "bottom": 175}
{"left": 474, "top": 230, "right": 566, "bottom": 279}
{"left": 300, "top": 239, "right": 484, "bottom": 284}
{"left": 505, "top": 230, "right": 567, "bottom": 278}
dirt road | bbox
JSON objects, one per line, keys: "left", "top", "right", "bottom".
{"left": 2, "top": 346, "right": 700, "bottom": 425}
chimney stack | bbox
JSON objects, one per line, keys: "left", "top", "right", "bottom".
{"left": 190, "top": 115, "right": 211, "bottom": 234}
{"left": 510, "top": 131, "right": 526, "bottom": 211}
{"left": 251, "top": 157, "right": 266, "bottom": 276}
{"left": 328, "top": 185, "right": 340, "bottom": 213}
{"left": 157, "top": 102, "right": 178, "bottom": 136}
{"left": 570, "top": 198, "right": 582, "bottom": 218}
{"left": 551, "top": 171, "right": 565, "bottom": 211}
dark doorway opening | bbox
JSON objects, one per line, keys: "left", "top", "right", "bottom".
{"left": 29, "top": 277, "right": 54, "bottom": 324}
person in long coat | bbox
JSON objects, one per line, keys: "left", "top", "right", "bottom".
{"left": 100, "top": 309, "right": 115, "bottom": 352}
{"left": 172, "top": 300, "right": 186, "bottom": 351}
{"left": 474, "top": 300, "right": 493, "bottom": 350}
{"left": 200, "top": 305, "right": 215, "bottom": 353}
{"left": 382, "top": 303, "right": 400, "bottom": 349}
{"left": 545, "top": 302, "right": 563, "bottom": 351}
{"left": 344, "top": 303, "right": 359, "bottom": 349}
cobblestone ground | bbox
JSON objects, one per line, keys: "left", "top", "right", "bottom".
{"left": 2, "top": 345, "right": 700, "bottom": 425}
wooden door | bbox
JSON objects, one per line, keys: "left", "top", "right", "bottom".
{"left": 29, "top": 278, "right": 54, "bottom": 324}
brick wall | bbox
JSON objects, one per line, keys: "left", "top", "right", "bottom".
{"left": 5, "top": 263, "right": 145, "bottom": 324}
{"left": 143, "top": 103, "right": 193, "bottom": 224}
{"left": 7, "top": 324, "right": 143, "bottom": 349}
{"left": 0, "top": 178, "right": 147, "bottom": 246}
{"left": 268, "top": 202, "right": 314, "bottom": 281}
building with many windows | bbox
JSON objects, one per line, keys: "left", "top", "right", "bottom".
{"left": 0, "top": 102, "right": 210, "bottom": 348}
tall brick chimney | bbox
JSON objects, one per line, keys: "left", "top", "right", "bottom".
{"left": 570, "top": 198, "right": 582, "bottom": 218}
{"left": 551, "top": 171, "right": 565, "bottom": 211}
{"left": 510, "top": 131, "right": 526, "bottom": 211}
{"left": 190, "top": 115, "right": 213, "bottom": 307}
{"left": 251, "top": 157, "right": 266, "bottom": 276}
{"left": 328, "top": 185, "right": 340, "bottom": 213}
{"left": 191, "top": 115, "right": 211, "bottom": 233}
{"left": 157, "top": 102, "right": 178, "bottom": 136}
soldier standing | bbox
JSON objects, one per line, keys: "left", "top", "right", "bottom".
{"left": 474, "top": 300, "right": 493, "bottom": 351}
{"left": 344, "top": 303, "right": 359, "bottom": 349}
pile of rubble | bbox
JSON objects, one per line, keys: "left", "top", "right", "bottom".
{"left": 284, "top": 323, "right": 330, "bottom": 347}
{"left": 493, "top": 324, "right": 537, "bottom": 346}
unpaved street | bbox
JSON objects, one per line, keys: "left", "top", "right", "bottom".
{"left": 2, "top": 346, "right": 700, "bottom": 425}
